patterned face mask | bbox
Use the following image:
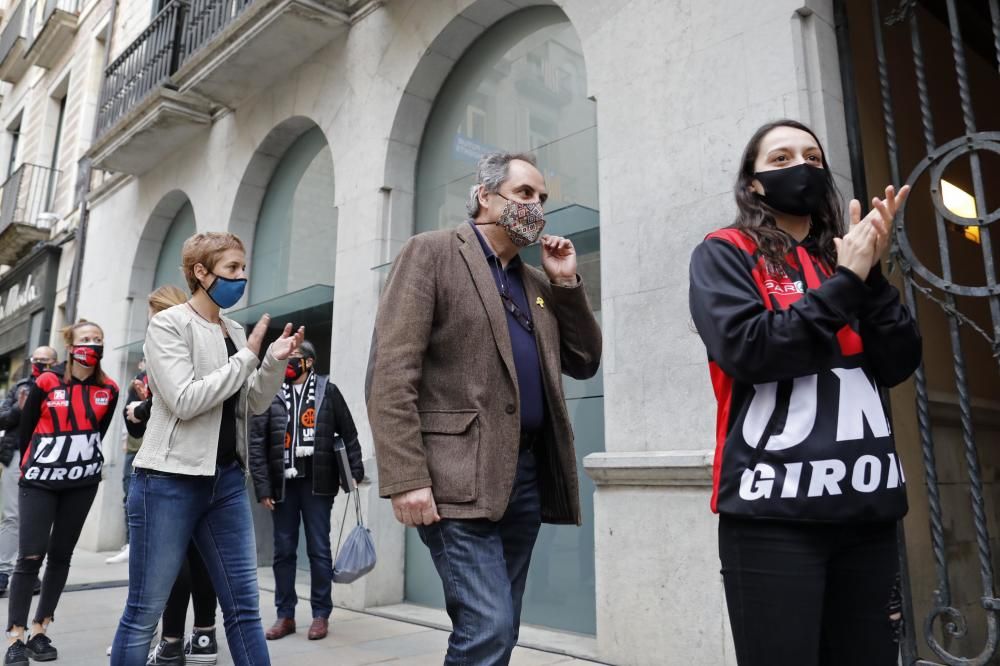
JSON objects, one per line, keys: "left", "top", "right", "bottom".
{"left": 494, "top": 194, "right": 546, "bottom": 247}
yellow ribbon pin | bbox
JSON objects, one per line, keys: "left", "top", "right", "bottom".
{"left": 536, "top": 297, "right": 545, "bottom": 308}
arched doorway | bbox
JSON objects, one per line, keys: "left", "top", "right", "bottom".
{"left": 152, "top": 201, "right": 195, "bottom": 291}
{"left": 406, "top": 5, "right": 601, "bottom": 636}
{"left": 226, "top": 121, "right": 336, "bottom": 568}
{"left": 227, "top": 123, "right": 336, "bottom": 375}
{"left": 118, "top": 192, "right": 197, "bottom": 380}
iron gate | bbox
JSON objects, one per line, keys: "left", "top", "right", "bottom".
{"left": 836, "top": 0, "right": 1000, "bottom": 664}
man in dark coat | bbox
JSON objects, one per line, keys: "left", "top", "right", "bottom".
{"left": 249, "top": 340, "right": 364, "bottom": 641}
{"left": 0, "top": 347, "right": 57, "bottom": 596}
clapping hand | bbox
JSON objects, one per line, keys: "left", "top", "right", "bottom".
{"left": 269, "top": 323, "right": 305, "bottom": 361}
{"left": 125, "top": 401, "right": 143, "bottom": 423}
{"left": 850, "top": 184, "right": 911, "bottom": 266}
{"left": 836, "top": 184, "right": 910, "bottom": 280}
{"left": 131, "top": 379, "right": 150, "bottom": 401}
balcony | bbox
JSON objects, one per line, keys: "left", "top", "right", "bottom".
{"left": 170, "top": 0, "right": 352, "bottom": 109}
{"left": 0, "top": 1, "right": 30, "bottom": 84}
{"left": 0, "top": 164, "right": 59, "bottom": 265}
{"left": 90, "top": 0, "right": 374, "bottom": 175}
{"left": 89, "top": 0, "right": 212, "bottom": 175}
{"left": 24, "top": 0, "right": 81, "bottom": 70}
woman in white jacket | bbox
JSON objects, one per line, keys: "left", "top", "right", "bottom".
{"left": 110, "top": 232, "right": 303, "bottom": 666}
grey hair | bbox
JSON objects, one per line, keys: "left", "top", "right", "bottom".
{"left": 299, "top": 340, "right": 317, "bottom": 360}
{"left": 465, "top": 151, "right": 538, "bottom": 218}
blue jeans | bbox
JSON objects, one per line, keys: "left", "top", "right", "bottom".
{"left": 111, "top": 463, "right": 269, "bottom": 666}
{"left": 122, "top": 452, "right": 136, "bottom": 544}
{"left": 417, "top": 448, "right": 542, "bottom": 665}
{"left": 272, "top": 478, "right": 334, "bottom": 620}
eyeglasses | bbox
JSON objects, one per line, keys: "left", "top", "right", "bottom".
{"left": 29, "top": 358, "right": 54, "bottom": 365}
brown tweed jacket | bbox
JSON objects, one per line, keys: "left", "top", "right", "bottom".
{"left": 366, "top": 223, "right": 602, "bottom": 524}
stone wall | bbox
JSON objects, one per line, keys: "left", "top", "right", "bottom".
{"left": 79, "top": 1, "right": 851, "bottom": 662}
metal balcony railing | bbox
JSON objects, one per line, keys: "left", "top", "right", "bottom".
{"left": 25, "top": 0, "right": 80, "bottom": 47}
{"left": 0, "top": 163, "right": 60, "bottom": 237}
{"left": 179, "top": 0, "right": 253, "bottom": 63}
{"left": 95, "top": 0, "right": 187, "bottom": 136}
{"left": 42, "top": 0, "right": 80, "bottom": 21}
{"left": 0, "top": 0, "right": 26, "bottom": 64}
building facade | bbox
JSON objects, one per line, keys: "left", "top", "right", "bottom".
{"left": 1, "top": 0, "right": 996, "bottom": 664}
{"left": 0, "top": 0, "right": 111, "bottom": 397}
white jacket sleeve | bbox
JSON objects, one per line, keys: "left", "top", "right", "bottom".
{"left": 246, "top": 350, "right": 287, "bottom": 416}
{"left": 145, "top": 314, "right": 259, "bottom": 421}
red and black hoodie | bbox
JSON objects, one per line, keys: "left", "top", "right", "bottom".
{"left": 17, "top": 365, "right": 119, "bottom": 490}
{"left": 688, "top": 228, "right": 921, "bottom": 523}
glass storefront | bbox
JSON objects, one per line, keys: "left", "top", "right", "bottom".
{"left": 239, "top": 125, "right": 336, "bottom": 375}
{"left": 0, "top": 246, "right": 61, "bottom": 397}
{"left": 233, "top": 125, "right": 336, "bottom": 568}
{"left": 407, "top": 6, "right": 602, "bottom": 635}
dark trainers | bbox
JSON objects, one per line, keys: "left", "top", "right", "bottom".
{"left": 4, "top": 640, "right": 28, "bottom": 666}
{"left": 146, "top": 638, "right": 184, "bottom": 665}
{"left": 23, "top": 634, "right": 56, "bottom": 662}
{"left": 184, "top": 628, "right": 217, "bottom": 664}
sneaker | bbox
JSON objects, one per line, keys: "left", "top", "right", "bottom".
{"left": 0, "top": 572, "right": 9, "bottom": 597}
{"left": 24, "top": 634, "right": 56, "bottom": 662}
{"left": 3, "top": 640, "right": 28, "bottom": 666}
{"left": 106, "top": 545, "right": 130, "bottom": 564}
{"left": 184, "top": 628, "right": 217, "bottom": 664}
{"left": 146, "top": 638, "right": 184, "bottom": 665}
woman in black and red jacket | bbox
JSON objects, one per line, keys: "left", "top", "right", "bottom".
{"left": 688, "top": 120, "right": 921, "bottom": 666}
{"left": 4, "top": 320, "right": 119, "bottom": 665}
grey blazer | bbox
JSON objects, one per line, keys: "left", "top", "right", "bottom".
{"left": 134, "top": 303, "right": 287, "bottom": 476}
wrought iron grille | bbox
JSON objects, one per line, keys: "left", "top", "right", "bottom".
{"left": 0, "top": 163, "right": 61, "bottom": 236}
{"left": 178, "top": 0, "right": 254, "bottom": 64}
{"left": 95, "top": 0, "right": 187, "bottom": 137}
{"left": 41, "top": 0, "right": 80, "bottom": 23}
{"left": 0, "top": 0, "right": 26, "bottom": 64}
{"left": 840, "top": 0, "right": 1000, "bottom": 664}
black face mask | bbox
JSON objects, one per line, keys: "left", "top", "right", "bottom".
{"left": 753, "top": 163, "right": 829, "bottom": 216}
{"left": 285, "top": 358, "right": 306, "bottom": 381}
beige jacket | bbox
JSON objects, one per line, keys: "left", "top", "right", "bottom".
{"left": 134, "top": 303, "right": 287, "bottom": 476}
{"left": 366, "top": 224, "right": 602, "bottom": 524}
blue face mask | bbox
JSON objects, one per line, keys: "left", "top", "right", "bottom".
{"left": 205, "top": 273, "right": 247, "bottom": 309}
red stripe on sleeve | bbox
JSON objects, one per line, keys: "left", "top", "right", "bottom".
{"left": 708, "top": 361, "right": 734, "bottom": 513}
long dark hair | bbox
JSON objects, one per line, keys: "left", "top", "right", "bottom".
{"left": 733, "top": 119, "right": 843, "bottom": 274}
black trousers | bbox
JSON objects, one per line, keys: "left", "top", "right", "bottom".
{"left": 6, "top": 483, "right": 99, "bottom": 630}
{"left": 719, "top": 515, "right": 901, "bottom": 666}
{"left": 161, "top": 540, "right": 217, "bottom": 638}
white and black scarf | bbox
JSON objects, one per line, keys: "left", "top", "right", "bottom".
{"left": 282, "top": 372, "right": 317, "bottom": 479}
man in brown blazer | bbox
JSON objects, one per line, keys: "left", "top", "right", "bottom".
{"left": 366, "top": 151, "right": 601, "bottom": 664}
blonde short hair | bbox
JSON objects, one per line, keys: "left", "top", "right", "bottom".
{"left": 180, "top": 232, "right": 245, "bottom": 294}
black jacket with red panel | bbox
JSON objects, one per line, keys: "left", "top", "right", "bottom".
{"left": 17, "top": 366, "right": 119, "bottom": 490}
{"left": 689, "top": 228, "right": 921, "bottom": 523}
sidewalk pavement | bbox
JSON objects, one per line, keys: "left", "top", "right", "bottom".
{"left": 0, "top": 549, "right": 599, "bottom": 665}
